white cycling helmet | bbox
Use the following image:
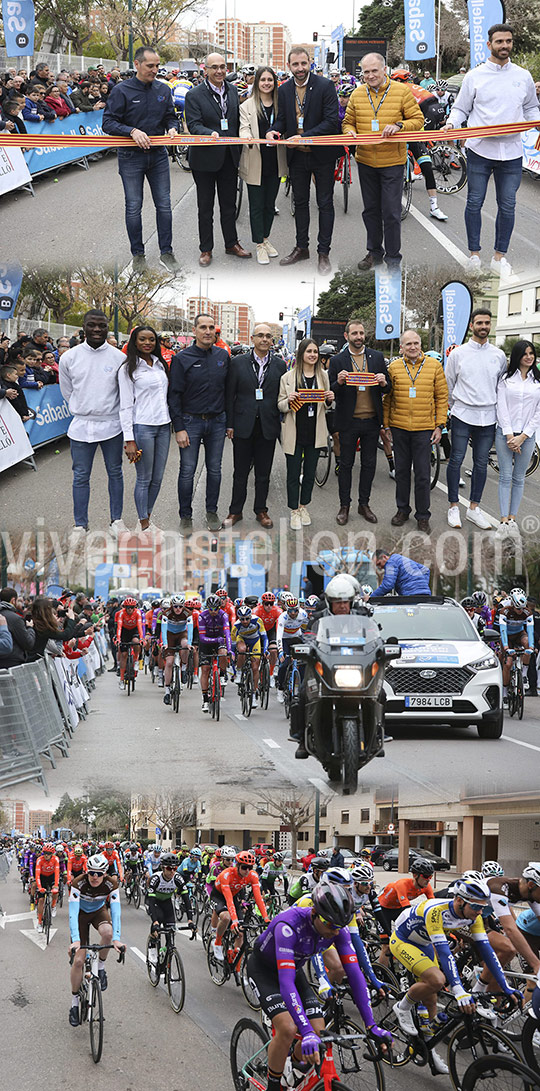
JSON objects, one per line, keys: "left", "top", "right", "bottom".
{"left": 171, "top": 594, "right": 185, "bottom": 607}
{"left": 452, "top": 877, "right": 491, "bottom": 906}
{"left": 325, "top": 575, "right": 356, "bottom": 602}
{"left": 523, "top": 862, "right": 540, "bottom": 886}
{"left": 351, "top": 861, "right": 375, "bottom": 882}
{"left": 320, "top": 866, "right": 353, "bottom": 887}
{"left": 87, "top": 853, "right": 108, "bottom": 873}
{"left": 482, "top": 860, "right": 504, "bottom": 878}
{"left": 509, "top": 588, "right": 527, "bottom": 609}
{"left": 220, "top": 845, "right": 236, "bottom": 860}
{"left": 462, "top": 869, "right": 484, "bottom": 883}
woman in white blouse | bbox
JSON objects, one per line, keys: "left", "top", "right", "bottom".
{"left": 495, "top": 339, "right": 540, "bottom": 534}
{"left": 118, "top": 326, "right": 171, "bottom": 531}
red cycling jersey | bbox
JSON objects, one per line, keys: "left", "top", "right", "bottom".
{"left": 116, "top": 608, "right": 144, "bottom": 642}
{"left": 102, "top": 848, "right": 124, "bottom": 882}
{"left": 214, "top": 865, "right": 269, "bottom": 924}
{"left": 253, "top": 604, "right": 282, "bottom": 632}
{"left": 378, "top": 876, "right": 434, "bottom": 909}
{"left": 67, "top": 851, "right": 88, "bottom": 883}
{"left": 35, "top": 854, "right": 60, "bottom": 890}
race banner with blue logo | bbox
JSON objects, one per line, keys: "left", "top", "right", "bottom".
{"left": 441, "top": 280, "right": 473, "bottom": 361}
{"left": 375, "top": 265, "right": 401, "bottom": 340}
{"left": 467, "top": 0, "right": 505, "bottom": 66}
{"left": 1, "top": 0, "right": 35, "bottom": 55}
{"left": 0, "top": 260, "right": 23, "bottom": 318}
{"left": 24, "top": 385, "right": 73, "bottom": 447}
{"left": 23, "top": 111, "right": 106, "bottom": 176}
{"left": 404, "top": 0, "right": 436, "bottom": 61}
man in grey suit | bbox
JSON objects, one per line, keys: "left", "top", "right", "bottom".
{"left": 185, "top": 53, "right": 252, "bottom": 267}
{"left": 222, "top": 323, "right": 286, "bottom": 529}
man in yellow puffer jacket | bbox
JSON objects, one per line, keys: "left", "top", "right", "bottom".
{"left": 343, "top": 54, "right": 424, "bottom": 269}
{"left": 383, "top": 329, "right": 448, "bottom": 533}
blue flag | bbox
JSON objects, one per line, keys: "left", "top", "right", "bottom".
{"left": 441, "top": 281, "right": 473, "bottom": 361}
{"left": 1, "top": 0, "right": 35, "bottom": 56}
{"left": 375, "top": 266, "right": 401, "bottom": 340}
{"left": 0, "top": 261, "right": 23, "bottom": 318}
{"left": 467, "top": 0, "right": 505, "bottom": 67}
{"left": 404, "top": 0, "right": 436, "bottom": 61}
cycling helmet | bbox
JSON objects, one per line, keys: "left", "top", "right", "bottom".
{"left": 452, "top": 878, "right": 491, "bottom": 905}
{"left": 161, "top": 853, "right": 178, "bottom": 868}
{"left": 482, "top": 861, "right": 505, "bottom": 878}
{"left": 462, "top": 870, "right": 484, "bottom": 883}
{"left": 319, "top": 342, "right": 337, "bottom": 357}
{"left": 236, "top": 605, "right": 252, "bottom": 622}
{"left": 234, "top": 598, "right": 244, "bottom": 609}
{"left": 460, "top": 597, "right": 475, "bottom": 611}
{"left": 87, "top": 853, "right": 108, "bottom": 873}
{"left": 351, "top": 862, "right": 375, "bottom": 882}
{"left": 261, "top": 592, "right": 275, "bottom": 605}
{"left": 427, "top": 350, "right": 442, "bottom": 362}
{"left": 311, "top": 856, "right": 330, "bottom": 873}
{"left": 244, "top": 595, "right": 259, "bottom": 608}
{"left": 73, "top": 844, "right": 84, "bottom": 856}
{"left": 391, "top": 68, "right": 413, "bottom": 82}
{"left": 42, "top": 842, "right": 55, "bottom": 855}
{"left": 435, "top": 79, "right": 448, "bottom": 92}
{"left": 273, "top": 852, "right": 283, "bottom": 862}
{"left": 190, "top": 846, "right": 202, "bottom": 857}
{"left": 185, "top": 598, "right": 198, "bottom": 609}
{"left": 171, "top": 594, "right": 185, "bottom": 608}
{"left": 152, "top": 845, "right": 162, "bottom": 855}
{"left": 305, "top": 595, "right": 320, "bottom": 610}
{"left": 216, "top": 588, "right": 228, "bottom": 599}
{"left": 411, "top": 858, "right": 435, "bottom": 878}
{"left": 472, "top": 591, "right": 487, "bottom": 607}
{"left": 242, "top": 64, "right": 256, "bottom": 75}
{"left": 312, "top": 882, "right": 355, "bottom": 927}
{"left": 360, "top": 848, "right": 372, "bottom": 859}
{"left": 522, "top": 863, "right": 540, "bottom": 886}
{"left": 321, "top": 866, "right": 353, "bottom": 886}
{"left": 129, "top": 843, "right": 138, "bottom": 853}
{"left": 236, "top": 850, "right": 256, "bottom": 868}
{"left": 206, "top": 594, "right": 221, "bottom": 612}
{"left": 123, "top": 596, "right": 137, "bottom": 609}
{"left": 286, "top": 596, "right": 299, "bottom": 610}
{"left": 105, "top": 841, "right": 114, "bottom": 850}
{"left": 338, "top": 85, "right": 354, "bottom": 98}
{"left": 325, "top": 574, "right": 355, "bottom": 602}
{"left": 509, "top": 588, "right": 527, "bottom": 609}
{"left": 221, "top": 845, "right": 236, "bottom": 860}
{"left": 162, "top": 597, "right": 171, "bottom": 609}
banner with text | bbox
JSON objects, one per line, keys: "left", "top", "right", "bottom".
{"left": 467, "top": 0, "right": 505, "bottom": 67}
{"left": 0, "top": 260, "right": 24, "bottom": 319}
{"left": 24, "top": 385, "right": 72, "bottom": 447}
{"left": 441, "top": 280, "right": 473, "bottom": 361}
{"left": 522, "top": 130, "right": 540, "bottom": 176}
{"left": 23, "top": 110, "right": 106, "bottom": 176}
{"left": 0, "top": 146, "right": 32, "bottom": 197}
{"left": 0, "top": 399, "right": 34, "bottom": 472}
{"left": 1, "top": 0, "right": 35, "bottom": 56}
{"left": 404, "top": 0, "right": 436, "bottom": 61}
{"left": 375, "top": 266, "right": 401, "bottom": 340}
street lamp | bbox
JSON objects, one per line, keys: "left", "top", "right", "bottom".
{"left": 301, "top": 279, "right": 316, "bottom": 319}
{"left": 198, "top": 274, "right": 214, "bottom": 307}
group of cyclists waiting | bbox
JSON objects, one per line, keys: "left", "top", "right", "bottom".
{"left": 13, "top": 833, "right": 540, "bottom": 1084}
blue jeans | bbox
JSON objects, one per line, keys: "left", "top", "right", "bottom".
{"left": 132, "top": 422, "right": 171, "bottom": 519}
{"left": 177, "top": 413, "right": 226, "bottom": 518}
{"left": 464, "top": 150, "right": 522, "bottom": 254}
{"left": 117, "top": 147, "right": 173, "bottom": 256}
{"left": 70, "top": 433, "right": 124, "bottom": 528}
{"left": 446, "top": 416, "right": 495, "bottom": 504}
{"left": 495, "top": 426, "right": 536, "bottom": 518}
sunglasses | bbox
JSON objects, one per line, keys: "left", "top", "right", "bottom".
{"left": 238, "top": 864, "right": 251, "bottom": 871}
{"left": 88, "top": 870, "right": 104, "bottom": 877}
{"left": 318, "top": 916, "right": 341, "bottom": 932}
{"left": 465, "top": 902, "right": 486, "bottom": 913}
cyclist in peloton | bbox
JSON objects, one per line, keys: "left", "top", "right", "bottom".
{"left": 102, "top": 840, "right": 124, "bottom": 882}
{"left": 496, "top": 587, "right": 534, "bottom": 701}
{"left": 391, "top": 70, "right": 450, "bottom": 221}
{"left": 247, "top": 881, "right": 392, "bottom": 1091}
{"left": 253, "top": 591, "right": 282, "bottom": 685}
{"left": 67, "top": 843, "right": 88, "bottom": 886}
{"left": 146, "top": 852, "right": 194, "bottom": 963}
{"left": 206, "top": 844, "right": 237, "bottom": 946}
{"left": 377, "top": 858, "right": 435, "bottom": 966}
{"left": 35, "top": 842, "right": 60, "bottom": 931}
{"left": 211, "top": 849, "right": 269, "bottom": 961}
{"left": 162, "top": 593, "right": 191, "bottom": 705}
{"left": 144, "top": 844, "right": 163, "bottom": 882}
{"left": 115, "top": 596, "right": 144, "bottom": 689}
{"left": 215, "top": 586, "right": 236, "bottom": 629}
{"left": 231, "top": 604, "right": 268, "bottom": 709}
{"left": 179, "top": 845, "right": 203, "bottom": 879}
{"left": 68, "top": 852, "right": 123, "bottom": 1026}
{"left": 198, "top": 593, "right": 232, "bottom": 712}
{"left": 287, "top": 855, "right": 330, "bottom": 903}
{"left": 275, "top": 596, "right": 309, "bottom": 704}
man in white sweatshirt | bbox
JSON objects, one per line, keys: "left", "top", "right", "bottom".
{"left": 59, "top": 309, "right": 126, "bottom": 534}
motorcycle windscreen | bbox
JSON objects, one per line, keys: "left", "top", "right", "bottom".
{"left": 314, "top": 614, "right": 380, "bottom": 650}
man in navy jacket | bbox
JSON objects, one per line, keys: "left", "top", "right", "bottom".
{"left": 266, "top": 48, "right": 340, "bottom": 273}
{"left": 371, "top": 551, "right": 431, "bottom": 596}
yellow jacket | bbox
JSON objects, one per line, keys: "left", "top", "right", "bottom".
{"left": 383, "top": 354, "right": 449, "bottom": 431}
{"left": 343, "top": 78, "right": 425, "bottom": 167}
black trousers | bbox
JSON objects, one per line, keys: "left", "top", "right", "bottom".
{"left": 229, "top": 419, "right": 277, "bottom": 514}
{"left": 192, "top": 150, "right": 239, "bottom": 252}
{"left": 357, "top": 161, "right": 404, "bottom": 261}
{"left": 289, "top": 151, "right": 335, "bottom": 254}
{"left": 338, "top": 417, "right": 380, "bottom": 507}
{"left": 391, "top": 426, "right": 432, "bottom": 521}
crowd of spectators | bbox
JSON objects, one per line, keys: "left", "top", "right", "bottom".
{"left": 0, "top": 586, "right": 110, "bottom": 669}
{"left": 0, "top": 62, "right": 124, "bottom": 132}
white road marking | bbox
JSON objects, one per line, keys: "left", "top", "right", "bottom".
{"left": 433, "top": 481, "right": 499, "bottom": 528}
{"left": 263, "top": 738, "right": 281, "bottom": 749}
{"left": 0, "top": 911, "right": 35, "bottom": 929}
{"left": 407, "top": 203, "right": 470, "bottom": 267}
{"left": 235, "top": 714, "right": 245, "bottom": 721}
{"left": 504, "top": 736, "right": 540, "bottom": 754}
{"left": 130, "top": 945, "right": 147, "bottom": 962}
{"left": 20, "top": 927, "right": 57, "bottom": 949}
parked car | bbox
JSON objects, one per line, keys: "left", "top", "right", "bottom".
{"left": 253, "top": 843, "right": 274, "bottom": 857}
{"left": 281, "top": 849, "right": 309, "bottom": 869}
{"left": 369, "top": 843, "right": 396, "bottom": 866}
{"left": 380, "top": 846, "right": 451, "bottom": 872}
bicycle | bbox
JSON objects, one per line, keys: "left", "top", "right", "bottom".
{"left": 335, "top": 147, "right": 353, "bottom": 213}
{"left": 462, "top": 1053, "right": 540, "bottom": 1091}
{"left": 376, "top": 432, "right": 440, "bottom": 489}
{"left": 207, "top": 908, "right": 265, "bottom": 1009}
{"left": 466, "top": 438, "right": 540, "bottom": 479}
{"left": 258, "top": 653, "right": 271, "bottom": 711}
{"left": 208, "top": 652, "right": 223, "bottom": 720}
{"left": 70, "top": 943, "right": 125, "bottom": 1063}
{"left": 521, "top": 1009, "right": 540, "bottom": 1075}
{"left": 506, "top": 647, "right": 527, "bottom": 719}
{"left": 146, "top": 921, "right": 195, "bottom": 1013}
{"left": 185, "top": 645, "right": 195, "bottom": 689}
{"left": 230, "top": 1021, "right": 385, "bottom": 1091}
{"left": 238, "top": 649, "right": 255, "bottom": 718}
{"left": 120, "top": 642, "right": 137, "bottom": 696}
{"left": 174, "top": 878, "right": 200, "bottom": 929}
{"left": 170, "top": 648, "right": 183, "bottom": 713}
{"left": 315, "top": 433, "right": 333, "bottom": 487}
{"left": 282, "top": 653, "right": 301, "bottom": 721}
{"left": 284, "top": 174, "right": 295, "bottom": 217}
{"left": 40, "top": 887, "right": 54, "bottom": 945}
{"left": 57, "top": 873, "right": 65, "bottom": 909}
{"left": 124, "top": 869, "right": 141, "bottom": 909}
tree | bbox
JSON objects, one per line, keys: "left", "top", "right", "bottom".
{"left": 357, "top": 0, "right": 404, "bottom": 42}
{"left": 74, "top": 266, "right": 181, "bottom": 330}
{"left": 136, "top": 791, "right": 196, "bottom": 841}
{"left": 403, "top": 266, "right": 492, "bottom": 346}
{"left": 246, "top": 790, "right": 330, "bottom": 867}
{"left": 92, "top": 0, "right": 206, "bottom": 60}
{"left": 17, "top": 270, "right": 76, "bottom": 324}
{"left": 317, "top": 269, "right": 376, "bottom": 322}
{"left": 34, "top": 0, "right": 96, "bottom": 54}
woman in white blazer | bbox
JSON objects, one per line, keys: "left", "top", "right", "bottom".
{"left": 239, "top": 67, "right": 287, "bottom": 265}
{"left": 278, "top": 338, "right": 335, "bottom": 530}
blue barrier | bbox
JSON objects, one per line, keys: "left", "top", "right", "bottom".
{"left": 24, "top": 385, "right": 72, "bottom": 447}
{"left": 23, "top": 110, "right": 106, "bottom": 176}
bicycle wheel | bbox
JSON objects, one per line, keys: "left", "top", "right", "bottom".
{"left": 430, "top": 442, "right": 441, "bottom": 489}
{"left": 89, "top": 978, "right": 104, "bottom": 1063}
{"left": 243, "top": 668, "right": 253, "bottom": 718}
{"left": 214, "top": 668, "right": 221, "bottom": 721}
{"left": 235, "top": 176, "right": 244, "bottom": 220}
{"left": 378, "top": 1000, "right": 415, "bottom": 1067}
{"left": 333, "top": 1018, "right": 385, "bottom": 1091}
{"left": 230, "top": 1017, "right": 270, "bottom": 1091}
{"left": 240, "top": 956, "right": 261, "bottom": 1011}
{"left": 173, "top": 665, "right": 181, "bottom": 714}
{"left": 342, "top": 153, "right": 351, "bottom": 213}
{"left": 146, "top": 934, "right": 160, "bottom": 986}
{"left": 259, "top": 657, "right": 270, "bottom": 710}
{"left": 526, "top": 445, "right": 540, "bottom": 478}
{"left": 448, "top": 1021, "right": 523, "bottom": 1091}
{"left": 189, "top": 893, "right": 200, "bottom": 929}
{"left": 401, "top": 161, "right": 413, "bottom": 220}
{"left": 172, "top": 144, "right": 191, "bottom": 171}
{"left": 283, "top": 663, "right": 292, "bottom": 720}
{"left": 432, "top": 143, "right": 467, "bottom": 194}
{"left": 43, "top": 898, "right": 52, "bottom": 945}
{"left": 522, "top": 1015, "right": 540, "bottom": 1074}
{"left": 516, "top": 671, "right": 525, "bottom": 720}
{"left": 186, "top": 647, "right": 195, "bottom": 689}
{"left": 207, "top": 938, "right": 228, "bottom": 985}
{"left": 133, "top": 879, "right": 141, "bottom": 909}
{"left": 167, "top": 947, "right": 186, "bottom": 1013}
{"left": 201, "top": 910, "right": 213, "bottom": 950}
{"left": 462, "top": 1053, "right": 539, "bottom": 1091}
{"left": 57, "top": 880, "right": 64, "bottom": 908}
{"left": 315, "top": 435, "right": 332, "bottom": 487}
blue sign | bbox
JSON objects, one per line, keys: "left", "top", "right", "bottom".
{"left": 404, "top": 0, "right": 436, "bottom": 60}
{"left": 94, "top": 563, "right": 114, "bottom": 600}
{"left": 375, "top": 265, "right": 401, "bottom": 340}
{"left": 331, "top": 23, "right": 345, "bottom": 42}
{"left": 0, "top": 261, "right": 23, "bottom": 319}
{"left": 297, "top": 306, "right": 312, "bottom": 334}
{"left": 234, "top": 540, "right": 266, "bottom": 599}
{"left": 24, "top": 384, "right": 73, "bottom": 447}
{"left": 468, "top": 0, "right": 505, "bottom": 66}
{"left": 441, "top": 281, "right": 473, "bottom": 362}
{"left": 1, "top": 0, "right": 35, "bottom": 56}
{"left": 23, "top": 111, "right": 106, "bottom": 177}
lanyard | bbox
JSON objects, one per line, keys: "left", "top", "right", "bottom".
{"left": 349, "top": 349, "right": 366, "bottom": 373}
{"left": 260, "top": 102, "right": 274, "bottom": 127}
{"left": 402, "top": 354, "right": 425, "bottom": 386}
{"left": 206, "top": 79, "right": 227, "bottom": 118}
{"left": 294, "top": 83, "right": 308, "bottom": 116}
{"left": 252, "top": 350, "right": 269, "bottom": 385}
{"left": 366, "top": 82, "right": 391, "bottom": 118}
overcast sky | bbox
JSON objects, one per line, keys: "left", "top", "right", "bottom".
{"left": 163, "top": 268, "right": 320, "bottom": 323}
{"left": 193, "top": 1, "right": 361, "bottom": 44}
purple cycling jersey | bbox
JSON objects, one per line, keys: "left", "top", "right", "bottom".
{"left": 255, "top": 905, "right": 379, "bottom": 1038}
{"left": 198, "top": 608, "right": 231, "bottom": 653}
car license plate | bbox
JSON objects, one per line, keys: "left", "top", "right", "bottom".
{"left": 404, "top": 696, "right": 453, "bottom": 708}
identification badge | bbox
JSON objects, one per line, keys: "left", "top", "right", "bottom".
{"left": 308, "top": 405, "right": 315, "bottom": 417}
{"left": 255, "top": 388, "right": 263, "bottom": 401}
{"left": 371, "top": 120, "right": 379, "bottom": 132}
{"left": 298, "top": 117, "right": 304, "bottom": 131}
{"left": 357, "top": 385, "right": 365, "bottom": 392}
{"left": 409, "top": 388, "right": 417, "bottom": 398}
{"left": 220, "top": 118, "right": 229, "bottom": 131}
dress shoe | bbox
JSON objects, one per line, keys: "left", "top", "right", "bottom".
{"left": 417, "top": 518, "right": 431, "bottom": 533}
{"left": 225, "top": 242, "right": 252, "bottom": 258}
{"left": 358, "top": 504, "right": 377, "bottom": 523}
{"left": 199, "top": 251, "right": 212, "bottom": 266}
{"left": 256, "top": 511, "right": 273, "bottom": 528}
{"left": 357, "top": 253, "right": 382, "bottom": 271}
{"left": 391, "top": 510, "right": 409, "bottom": 527}
{"left": 221, "top": 513, "right": 243, "bottom": 529}
{"left": 318, "top": 253, "right": 331, "bottom": 274}
{"left": 279, "top": 247, "right": 310, "bottom": 266}
{"left": 336, "top": 505, "right": 349, "bottom": 526}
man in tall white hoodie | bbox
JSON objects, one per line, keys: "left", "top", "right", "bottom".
{"left": 59, "top": 309, "right": 126, "bottom": 534}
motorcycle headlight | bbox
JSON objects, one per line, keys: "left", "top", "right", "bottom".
{"left": 334, "top": 666, "right": 363, "bottom": 688}
{"left": 468, "top": 652, "right": 499, "bottom": 671}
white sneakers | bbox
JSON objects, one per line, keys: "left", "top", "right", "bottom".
{"left": 298, "top": 505, "right": 311, "bottom": 526}
{"left": 393, "top": 998, "right": 417, "bottom": 1036}
{"left": 263, "top": 238, "right": 279, "bottom": 258}
{"left": 276, "top": 690, "right": 285, "bottom": 704}
{"left": 467, "top": 254, "right": 482, "bottom": 271}
{"left": 213, "top": 941, "right": 224, "bottom": 961}
{"left": 431, "top": 1049, "right": 450, "bottom": 1075}
{"left": 290, "top": 510, "right": 302, "bottom": 530}
{"left": 109, "top": 519, "right": 129, "bottom": 537}
{"left": 256, "top": 243, "right": 270, "bottom": 265}
{"left": 448, "top": 506, "right": 462, "bottom": 528}
{"left": 466, "top": 507, "right": 492, "bottom": 530}
{"left": 430, "top": 206, "right": 448, "bottom": 221}
{"left": 490, "top": 256, "right": 518, "bottom": 282}
{"left": 497, "top": 519, "right": 520, "bottom": 537}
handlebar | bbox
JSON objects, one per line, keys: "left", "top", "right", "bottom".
{"left": 69, "top": 942, "right": 126, "bottom": 965}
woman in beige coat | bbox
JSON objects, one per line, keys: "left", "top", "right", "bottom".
{"left": 278, "top": 339, "right": 335, "bottom": 529}
{"left": 239, "top": 67, "right": 288, "bottom": 264}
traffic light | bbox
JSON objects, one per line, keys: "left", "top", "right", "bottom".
{"left": 313, "top": 32, "right": 318, "bottom": 41}
{"left": 279, "top": 311, "right": 284, "bottom": 321}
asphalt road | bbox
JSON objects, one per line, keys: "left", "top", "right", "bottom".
{"left": 1, "top": 150, "right": 538, "bottom": 277}
{"left": 13, "top": 647, "right": 540, "bottom": 809}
